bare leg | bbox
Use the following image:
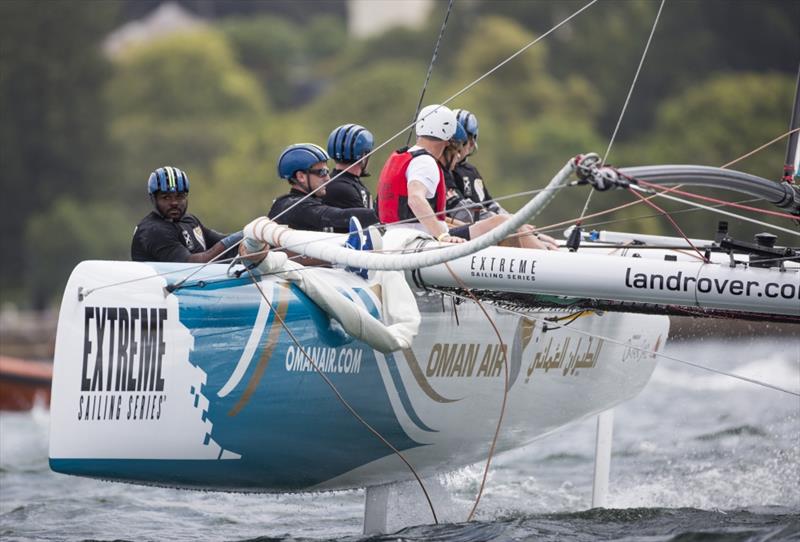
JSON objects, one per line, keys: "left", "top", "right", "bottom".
{"left": 467, "top": 215, "right": 554, "bottom": 250}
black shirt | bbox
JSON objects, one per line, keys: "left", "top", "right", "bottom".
{"left": 131, "top": 211, "right": 226, "bottom": 262}
{"left": 452, "top": 160, "right": 504, "bottom": 214}
{"left": 322, "top": 169, "right": 373, "bottom": 210}
{"left": 268, "top": 187, "right": 379, "bottom": 233}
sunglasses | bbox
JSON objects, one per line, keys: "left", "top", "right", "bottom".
{"left": 306, "top": 168, "right": 330, "bottom": 177}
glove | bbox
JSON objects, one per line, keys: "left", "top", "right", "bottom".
{"left": 220, "top": 231, "right": 244, "bottom": 248}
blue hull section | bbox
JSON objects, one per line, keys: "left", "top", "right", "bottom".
{"left": 50, "top": 263, "right": 423, "bottom": 491}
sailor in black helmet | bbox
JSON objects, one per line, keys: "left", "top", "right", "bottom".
{"left": 323, "top": 124, "right": 374, "bottom": 210}
{"left": 131, "top": 166, "right": 242, "bottom": 262}
{"left": 267, "top": 143, "right": 379, "bottom": 233}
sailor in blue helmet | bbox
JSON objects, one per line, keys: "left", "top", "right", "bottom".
{"left": 131, "top": 166, "right": 243, "bottom": 262}
{"left": 323, "top": 124, "right": 374, "bottom": 210}
{"left": 449, "top": 108, "right": 507, "bottom": 219}
{"left": 267, "top": 143, "right": 379, "bottom": 233}
{"left": 448, "top": 108, "right": 558, "bottom": 249}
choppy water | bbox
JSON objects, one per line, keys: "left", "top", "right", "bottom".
{"left": 1, "top": 336, "right": 798, "bottom": 541}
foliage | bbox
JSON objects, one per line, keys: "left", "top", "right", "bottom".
{"left": 3, "top": 0, "right": 798, "bottom": 309}
{"left": 0, "top": 0, "right": 118, "bottom": 298}
{"left": 220, "top": 14, "right": 347, "bottom": 109}
{"left": 106, "top": 28, "right": 268, "bottom": 209}
{"left": 627, "top": 73, "right": 794, "bottom": 174}
{"left": 25, "top": 198, "right": 133, "bottom": 307}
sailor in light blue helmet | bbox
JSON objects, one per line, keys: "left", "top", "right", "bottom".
{"left": 323, "top": 124, "right": 375, "bottom": 210}
{"left": 449, "top": 109, "right": 560, "bottom": 250}
{"left": 268, "top": 143, "right": 378, "bottom": 233}
{"left": 131, "top": 166, "right": 243, "bottom": 262}
{"left": 451, "top": 108, "right": 504, "bottom": 215}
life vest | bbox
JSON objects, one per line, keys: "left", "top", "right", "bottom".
{"left": 377, "top": 147, "right": 446, "bottom": 225}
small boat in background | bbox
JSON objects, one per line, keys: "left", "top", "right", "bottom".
{"left": 0, "top": 356, "right": 52, "bottom": 411}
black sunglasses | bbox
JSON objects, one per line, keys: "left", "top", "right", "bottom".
{"left": 306, "top": 167, "right": 330, "bottom": 177}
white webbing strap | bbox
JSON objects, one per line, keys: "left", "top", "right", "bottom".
{"left": 243, "top": 158, "right": 576, "bottom": 271}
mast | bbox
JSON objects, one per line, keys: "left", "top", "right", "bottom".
{"left": 784, "top": 63, "right": 800, "bottom": 184}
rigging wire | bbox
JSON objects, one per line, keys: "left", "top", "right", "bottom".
{"left": 432, "top": 288, "right": 800, "bottom": 399}
{"left": 632, "top": 179, "right": 800, "bottom": 220}
{"left": 261, "top": 0, "right": 600, "bottom": 229}
{"left": 406, "top": 0, "right": 455, "bottom": 146}
{"left": 721, "top": 127, "right": 800, "bottom": 169}
{"left": 641, "top": 189, "right": 800, "bottom": 238}
{"left": 626, "top": 187, "right": 708, "bottom": 261}
{"left": 243, "top": 268, "right": 440, "bottom": 524}
{"left": 579, "top": 0, "right": 666, "bottom": 222}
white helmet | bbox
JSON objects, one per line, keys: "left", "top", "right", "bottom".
{"left": 415, "top": 104, "right": 457, "bottom": 140}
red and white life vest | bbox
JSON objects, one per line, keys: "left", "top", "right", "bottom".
{"left": 377, "top": 147, "right": 446, "bottom": 225}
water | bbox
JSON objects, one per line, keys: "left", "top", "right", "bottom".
{"left": 1, "top": 336, "right": 798, "bottom": 541}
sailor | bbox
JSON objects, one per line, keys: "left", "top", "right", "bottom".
{"left": 378, "top": 104, "right": 556, "bottom": 249}
{"left": 267, "top": 143, "right": 379, "bottom": 233}
{"left": 440, "top": 122, "right": 475, "bottom": 229}
{"left": 322, "top": 124, "right": 374, "bottom": 210}
{"left": 450, "top": 108, "right": 507, "bottom": 217}
{"left": 131, "top": 166, "right": 243, "bottom": 262}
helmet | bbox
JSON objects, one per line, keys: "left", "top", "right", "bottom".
{"left": 277, "top": 143, "right": 329, "bottom": 180}
{"left": 415, "top": 104, "right": 457, "bottom": 140}
{"left": 327, "top": 124, "right": 374, "bottom": 163}
{"left": 452, "top": 122, "right": 467, "bottom": 144}
{"left": 454, "top": 108, "right": 479, "bottom": 140}
{"left": 147, "top": 166, "right": 190, "bottom": 195}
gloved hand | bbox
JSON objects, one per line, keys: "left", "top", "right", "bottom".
{"left": 220, "top": 231, "right": 244, "bottom": 248}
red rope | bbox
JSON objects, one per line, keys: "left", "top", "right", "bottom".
{"left": 626, "top": 187, "right": 708, "bottom": 262}
{"left": 635, "top": 179, "right": 799, "bottom": 220}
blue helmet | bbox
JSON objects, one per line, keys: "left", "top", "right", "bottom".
{"left": 147, "top": 166, "right": 190, "bottom": 194}
{"left": 454, "top": 109, "right": 479, "bottom": 140}
{"left": 277, "top": 143, "right": 329, "bottom": 180}
{"left": 452, "top": 122, "right": 467, "bottom": 144}
{"left": 327, "top": 124, "right": 374, "bottom": 163}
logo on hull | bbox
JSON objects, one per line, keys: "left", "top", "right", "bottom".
{"left": 78, "top": 306, "right": 168, "bottom": 422}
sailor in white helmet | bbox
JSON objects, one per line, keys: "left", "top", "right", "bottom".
{"left": 377, "top": 104, "right": 556, "bottom": 249}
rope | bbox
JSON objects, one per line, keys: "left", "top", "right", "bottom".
{"left": 244, "top": 268, "right": 439, "bottom": 524}
{"left": 626, "top": 187, "right": 708, "bottom": 261}
{"left": 440, "top": 263, "right": 510, "bottom": 522}
{"left": 721, "top": 127, "right": 800, "bottom": 169}
{"left": 406, "top": 0, "right": 455, "bottom": 146}
{"left": 433, "top": 288, "right": 800, "bottom": 398}
{"left": 579, "top": 0, "right": 666, "bottom": 222}
{"left": 641, "top": 188, "right": 800, "bottom": 238}
{"left": 635, "top": 179, "right": 800, "bottom": 220}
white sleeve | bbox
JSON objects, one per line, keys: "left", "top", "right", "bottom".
{"left": 405, "top": 154, "right": 441, "bottom": 199}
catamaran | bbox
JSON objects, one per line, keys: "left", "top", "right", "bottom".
{"left": 47, "top": 1, "right": 799, "bottom": 534}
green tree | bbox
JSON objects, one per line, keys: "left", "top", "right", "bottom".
{"left": 442, "top": 16, "right": 604, "bottom": 220}
{"left": 606, "top": 72, "right": 796, "bottom": 239}
{"left": 25, "top": 198, "right": 131, "bottom": 307}
{"left": 477, "top": 0, "right": 798, "bottom": 139}
{"left": 0, "top": 0, "right": 118, "bottom": 303}
{"left": 213, "top": 60, "right": 430, "bottom": 222}
{"left": 107, "top": 28, "right": 268, "bottom": 220}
